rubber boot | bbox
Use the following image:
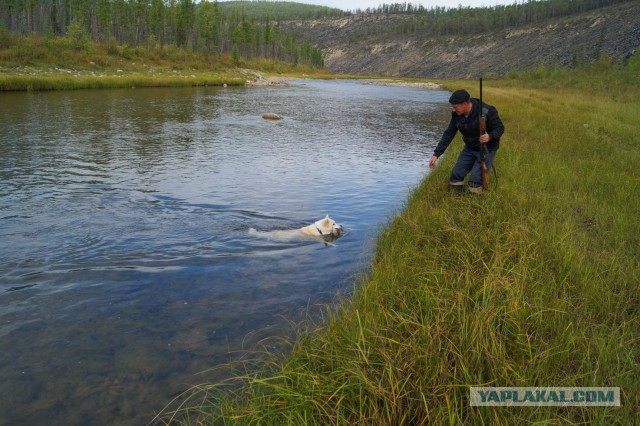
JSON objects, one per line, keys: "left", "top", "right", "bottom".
{"left": 468, "top": 185, "right": 483, "bottom": 195}
{"left": 449, "top": 182, "right": 465, "bottom": 195}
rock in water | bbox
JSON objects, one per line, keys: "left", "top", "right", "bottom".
{"left": 262, "top": 113, "right": 283, "bottom": 120}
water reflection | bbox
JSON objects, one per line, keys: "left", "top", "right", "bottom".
{"left": 0, "top": 81, "right": 450, "bottom": 424}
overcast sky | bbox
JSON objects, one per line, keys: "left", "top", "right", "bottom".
{"left": 228, "top": 0, "right": 510, "bottom": 12}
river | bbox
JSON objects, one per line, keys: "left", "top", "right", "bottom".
{"left": 0, "top": 79, "right": 450, "bottom": 424}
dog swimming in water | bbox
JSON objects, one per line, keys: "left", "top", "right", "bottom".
{"left": 249, "top": 215, "right": 344, "bottom": 243}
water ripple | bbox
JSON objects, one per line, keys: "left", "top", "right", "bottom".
{"left": 0, "top": 81, "right": 450, "bottom": 425}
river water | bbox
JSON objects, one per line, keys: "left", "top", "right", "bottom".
{"left": 0, "top": 80, "right": 450, "bottom": 424}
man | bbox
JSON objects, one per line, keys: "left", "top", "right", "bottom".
{"left": 429, "top": 89, "right": 504, "bottom": 194}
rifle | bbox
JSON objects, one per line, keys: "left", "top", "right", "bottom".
{"left": 479, "top": 78, "right": 489, "bottom": 190}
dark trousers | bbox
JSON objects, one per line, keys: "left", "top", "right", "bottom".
{"left": 450, "top": 145, "right": 498, "bottom": 188}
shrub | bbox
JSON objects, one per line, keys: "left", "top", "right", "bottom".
{"left": 66, "top": 21, "right": 90, "bottom": 51}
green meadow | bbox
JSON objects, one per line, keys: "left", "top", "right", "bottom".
{"left": 158, "top": 58, "right": 640, "bottom": 424}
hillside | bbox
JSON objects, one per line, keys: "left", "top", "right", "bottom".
{"left": 217, "top": 1, "right": 345, "bottom": 20}
{"left": 281, "top": 1, "right": 640, "bottom": 78}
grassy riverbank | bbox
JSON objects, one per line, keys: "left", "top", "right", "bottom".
{"left": 0, "top": 32, "right": 328, "bottom": 91}
{"left": 159, "top": 58, "right": 639, "bottom": 424}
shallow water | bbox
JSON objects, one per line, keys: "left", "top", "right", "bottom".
{"left": 0, "top": 80, "right": 450, "bottom": 424}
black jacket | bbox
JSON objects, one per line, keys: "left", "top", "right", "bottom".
{"left": 433, "top": 98, "right": 504, "bottom": 157}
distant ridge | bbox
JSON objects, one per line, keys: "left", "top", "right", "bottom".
{"left": 217, "top": 1, "right": 345, "bottom": 20}
{"left": 281, "top": 0, "right": 640, "bottom": 78}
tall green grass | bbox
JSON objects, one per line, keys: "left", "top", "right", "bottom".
{"left": 159, "top": 61, "right": 639, "bottom": 424}
{"left": 0, "top": 74, "right": 247, "bottom": 91}
{"left": 0, "top": 30, "right": 326, "bottom": 91}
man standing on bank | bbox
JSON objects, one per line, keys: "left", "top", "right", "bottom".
{"left": 429, "top": 89, "right": 505, "bottom": 194}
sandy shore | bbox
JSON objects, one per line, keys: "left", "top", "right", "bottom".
{"left": 243, "top": 70, "right": 292, "bottom": 87}
{"left": 243, "top": 71, "right": 441, "bottom": 89}
{"left": 359, "top": 79, "right": 442, "bottom": 90}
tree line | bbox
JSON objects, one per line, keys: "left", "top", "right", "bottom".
{"left": 0, "top": 0, "right": 326, "bottom": 67}
{"left": 218, "top": 1, "right": 345, "bottom": 21}
{"left": 350, "top": 0, "right": 632, "bottom": 36}
{"left": 1, "top": 0, "right": 631, "bottom": 69}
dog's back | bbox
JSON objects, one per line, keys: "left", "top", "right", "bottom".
{"left": 250, "top": 215, "right": 343, "bottom": 242}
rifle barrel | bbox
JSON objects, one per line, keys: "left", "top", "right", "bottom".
{"left": 480, "top": 77, "right": 483, "bottom": 111}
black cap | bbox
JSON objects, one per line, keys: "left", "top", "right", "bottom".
{"left": 449, "top": 89, "right": 470, "bottom": 104}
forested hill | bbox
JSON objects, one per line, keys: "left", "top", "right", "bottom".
{"left": 281, "top": 0, "right": 640, "bottom": 78}
{"left": 0, "top": 0, "right": 330, "bottom": 68}
{"left": 1, "top": 0, "right": 638, "bottom": 78}
{"left": 217, "top": 1, "right": 344, "bottom": 20}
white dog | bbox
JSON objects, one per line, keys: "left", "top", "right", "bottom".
{"left": 249, "top": 215, "right": 344, "bottom": 242}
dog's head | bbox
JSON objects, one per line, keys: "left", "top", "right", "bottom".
{"left": 315, "top": 214, "right": 344, "bottom": 239}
